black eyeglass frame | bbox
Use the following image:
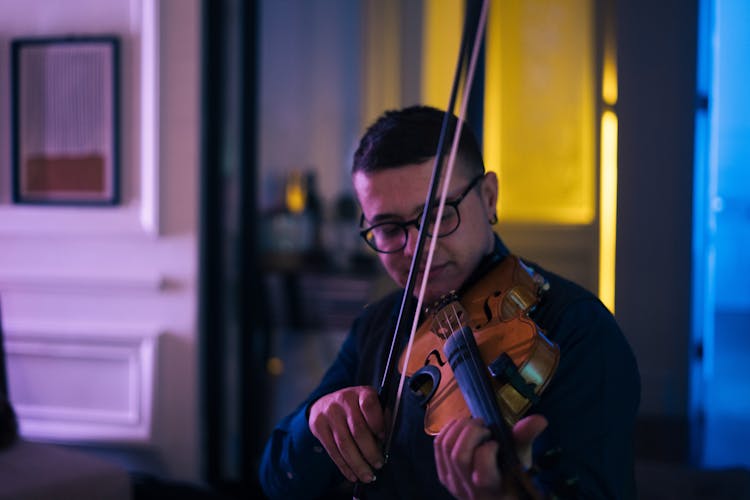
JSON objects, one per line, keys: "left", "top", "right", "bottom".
{"left": 358, "top": 173, "right": 486, "bottom": 254}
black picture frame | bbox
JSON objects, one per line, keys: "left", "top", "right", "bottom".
{"left": 11, "top": 36, "right": 120, "bottom": 205}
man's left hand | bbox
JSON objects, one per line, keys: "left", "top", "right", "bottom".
{"left": 434, "top": 414, "right": 548, "bottom": 500}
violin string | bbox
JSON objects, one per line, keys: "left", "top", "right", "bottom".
{"left": 450, "top": 301, "right": 496, "bottom": 425}
{"left": 385, "top": 0, "right": 490, "bottom": 455}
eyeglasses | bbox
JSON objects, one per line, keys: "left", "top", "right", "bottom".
{"left": 359, "top": 174, "right": 485, "bottom": 254}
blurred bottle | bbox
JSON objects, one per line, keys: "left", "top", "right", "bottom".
{"left": 285, "top": 170, "right": 307, "bottom": 215}
{"left": 327, "top": 193, "right": 361, "bottom": 270}
{"left": 304, "top": 171, "right": 322, "bottom": 251}
{"left": 279, "top": 169, "right": 321, "bottom": 254}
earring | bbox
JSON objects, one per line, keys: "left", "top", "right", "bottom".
{"left": 489, "top": 213, "right": 498, "bottom": 225}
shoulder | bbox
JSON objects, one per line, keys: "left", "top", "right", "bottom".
{"left": 522, "top": 257, "right": 640, "bottom": 385}
{"left": 521, "top": 259, "right": 639, "bottom": 375}
{"left": 520, "top": 259, "right": 617, "bottom": 338}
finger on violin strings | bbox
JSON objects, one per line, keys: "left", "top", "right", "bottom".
{"left": 435, "top": 451, "right": 472, "bottom": 500}
{"left": 512, "top": 414, "right": 548, "bottom": 445}
{"left": 434, "top": 427, "right": 474, "bottom": 500}
{"left": 450, "top": 418, "right": 494, "bottom": 472}
{"left": 471, "top": 439, "right": 502, "bottom": 490}
{"left": 437, "top": 418, "right": 491, "bottom": 454}
{"left": 435, "top": 419, "right": 489, "bottom": 484}
{"left": 511, "top": 414, "right": 548, "bottom": 469}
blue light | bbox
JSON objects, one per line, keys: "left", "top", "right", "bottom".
{"left": 694, "top": 0, "right": 750, "bottom": 469}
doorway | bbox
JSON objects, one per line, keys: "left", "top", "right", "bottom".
{"left": 693, "top": 0, "right": 750, "bottom": 468}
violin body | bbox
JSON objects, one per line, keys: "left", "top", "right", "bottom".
{"left": 402, "top": 255, "right": 560, "bottom": 435}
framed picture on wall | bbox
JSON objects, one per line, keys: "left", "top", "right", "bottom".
{"left": 11, "top": 36, "right": 120, "bottom": 205}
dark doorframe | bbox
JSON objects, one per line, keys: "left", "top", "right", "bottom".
{"left": 199, "top": 0, "right": 269, "bottom": 495}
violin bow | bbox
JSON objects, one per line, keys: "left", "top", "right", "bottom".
{"left": 375, "top": 0, "right": 490, "bottom": 467}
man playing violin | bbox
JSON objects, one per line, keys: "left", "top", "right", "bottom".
{"left": 259, "top": 105, "right": 641, "bottom": 499}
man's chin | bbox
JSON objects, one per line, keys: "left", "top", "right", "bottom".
{"left": 397, "top": 271, "right": 455, "bottom": 304}
{"left": 415, "top": 282, "right": 453, "bottom": 307}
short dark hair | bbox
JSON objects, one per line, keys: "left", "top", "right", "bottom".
{"left": 352, "top": 105, "right": 485, "bottom": 177}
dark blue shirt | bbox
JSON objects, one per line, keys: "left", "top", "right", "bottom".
{"left": 259, "top": 238, "right": 641, "bottom": 499}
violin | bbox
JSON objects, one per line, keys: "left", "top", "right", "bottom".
{"left": 402, "top": 254, "right": 560, "bottom": 499}
{"left": 403, "top": 255, "right": 559, "bottom": 436}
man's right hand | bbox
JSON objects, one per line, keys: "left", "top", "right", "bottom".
{"left": 308, "top": 386, "right": 385, "bottom": 484}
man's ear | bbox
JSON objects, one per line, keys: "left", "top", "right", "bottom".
{"left": 481, "top": 171, "right": 499, "bottom": 217}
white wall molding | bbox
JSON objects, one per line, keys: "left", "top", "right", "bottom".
{"left": 4, "top": 322, "right": 160, "bottom": 444}
{"left": 0, "top": 271, "right": 166, "bottom": 294}
{"left": 0, "top": 205, "right": 145, "bottom": 236}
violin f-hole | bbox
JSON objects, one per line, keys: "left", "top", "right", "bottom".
{"left": 425, "top": 348, "right": 447, "bottom": 367}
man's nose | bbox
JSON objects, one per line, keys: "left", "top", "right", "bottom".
{"left": 402, "top": 224, "right": 422, "bottom": 257}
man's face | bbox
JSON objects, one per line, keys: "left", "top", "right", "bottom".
{"left": 354, "top": 158, "right": 498, "bottom": 304}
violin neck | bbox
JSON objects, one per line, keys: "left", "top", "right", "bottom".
{"left": 444, "top": 326, "right": 542, "bottom": 499}
{"left": 443, "top": 325, "right": 513, "bottom": 446}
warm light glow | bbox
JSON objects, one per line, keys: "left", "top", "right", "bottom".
{"left": 602, "top": 6, "right": 618, "bottom": 106}
{"left": 603, "top": 56, "right": 618, "bottom": 106}
{"left": 267, "top": 357, "right": 285, "bottom": 376}
{"left": 421, "top": 0, "right": 463, "bottom": 108}
{"left": 599, "top": 110, "right": 618, "bottom": 313}
{"left": 285, "top": 171, "right": 306, "bottom": 214}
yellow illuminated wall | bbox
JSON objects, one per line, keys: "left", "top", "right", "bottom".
{"left": 421, "top": 0, "right": 463, "bottom": 109}
{"left": 362, "top": 0, "right": 402, "bottom": 129}
{"left": 483, "top": 0, "right": 595, "bottom": 224}
{"left": 420, "top": 0, "right": 616, "bottom": 311}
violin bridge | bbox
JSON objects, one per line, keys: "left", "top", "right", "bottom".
{"left": 431, "top": 296, "right": 468, "bottom": 341}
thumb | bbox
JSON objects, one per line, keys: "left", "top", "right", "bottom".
{"left": 512, "top": 414, "right": 548, "bottom": 468}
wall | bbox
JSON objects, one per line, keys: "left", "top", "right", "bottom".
{"left": 616, "top": 0, "right": 698, "bottom": 446}
{"left": 0, "top": 0, "right": 201, "bottom": 481}
{"left": 258, "top": 0, "right": 362, "bottom": 214}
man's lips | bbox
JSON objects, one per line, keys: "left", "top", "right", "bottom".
{"left": 415, "top": 262, "right": 448, "bottom": 277}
